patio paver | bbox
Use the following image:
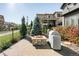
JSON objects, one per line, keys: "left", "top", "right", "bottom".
{"left": 0, "top": 39, "right": 61, "bottom": 56}
{"left": 1, "top": 39, "right": 79, "bottom": 56}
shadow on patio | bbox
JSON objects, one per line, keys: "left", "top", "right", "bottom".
{"left": 54, "top": 46, "right": 79, "bottom": 56}
{"left": 33, "top": 42, "right": 51, "bottom": 49}
{"left": 34, "top": 42, "right": 79, "bottom": 56}
{"left": 25, "top": 36, "right": 79, "bottom": 56}
{"left": 25, "top": 35, "right": 32, "bottom": 43}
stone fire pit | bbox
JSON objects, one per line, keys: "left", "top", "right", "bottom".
{"left": 31, "top": 35, "right": 47, "bottom": 45}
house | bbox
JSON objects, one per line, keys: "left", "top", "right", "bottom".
{"left": 0, "top": 15, "right": 17, "bottom": 31}
{"left": 0, "top": 15, "right": 4, "bottom": 26}
{"left": 53, "top": 11, "right": 63, "bottom": 26}
{"left": 61, "top": 3, "right": 79, "bottom": 27}
{"left": 37, "top": 14, "right": 54, "bottom": 29}
{"left": 36, "top": 12, "right": 63, "bottom": 29}
{"left": 0, "top": 15, "right": 5, "bottom": 30}
{"left": 4, "top": 22, "right": 17, "bottom": 31}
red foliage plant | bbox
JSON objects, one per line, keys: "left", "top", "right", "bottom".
{"left": 54, "top": 26, "right": 79, "bottom": 44}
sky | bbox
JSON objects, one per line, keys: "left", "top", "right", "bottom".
{"left": 0, "top": 3, "right": 62, "bottom": 24}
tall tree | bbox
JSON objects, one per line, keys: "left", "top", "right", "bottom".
{"left": 30, "top": 21, "right": 33, "bottom": 29}
{"left": 31, "top": 16, "right": 42, "bottom": 35}
{"left": 20, "top": 16, "right": 27, "bottom": 38}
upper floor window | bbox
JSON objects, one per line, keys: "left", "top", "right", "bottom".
{"left": 71, "top": 19, "right": 74, "bottom": 26}
{"left": 47, "top": 15, "right": 50, "bottom": 19}
{"left": 48, "top": 15, "right": 50, "bottom": 18}
{"left": 57, "top": 14, "right": 61, "bottom": 17}
{"left": 66, "top": 19, "right": 69, "bottom": 26}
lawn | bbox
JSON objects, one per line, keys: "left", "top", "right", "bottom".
{"left": 0, "top": 31, "right": 21, "bottom": 52}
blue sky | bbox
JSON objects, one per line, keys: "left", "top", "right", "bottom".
{"left": 0, "top": 3, "right": 62, "bottom": 24}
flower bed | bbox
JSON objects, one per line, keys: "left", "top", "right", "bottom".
{"left": 53, "top": 26, "right": 79, "bottom": 45}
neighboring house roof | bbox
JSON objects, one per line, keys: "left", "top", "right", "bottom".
{"left": 36, "top": 13, "right": 54, "bottom": 15}
{"left": 53, "top": 11, "right": 62, "bottom": 14}
{"left": 36, "top": 12, "right": 63, "bottom": 21}
{"left": 53, "top": 11, "right": 62, "bottom": 17}
{"left": 37, "top": 11, "right": 62, "bottom": 16}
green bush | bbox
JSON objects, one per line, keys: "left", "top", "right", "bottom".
{"left": 30, "top": 21, "right": 33, "bottom": 30}
{"left": 20, "top": 16, "right": 27, "bottom": 38}
{"left": 42, "top": 27, "right": 47, "bottom": 34}
{"left": 31, "top": 17, "right": 42, "bottom": 35}
{"left": 11, "top": 32, "right": 21, "bottom": 43}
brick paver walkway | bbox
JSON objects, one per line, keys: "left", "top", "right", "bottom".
{"left": 0, "top": 39, "right": 61, "bottom": 56}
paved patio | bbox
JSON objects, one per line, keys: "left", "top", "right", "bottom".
{"left": 0, "top": 38, "right": 79, "bottom": 56}
{"left": 0, "top": 39, "right": 61, "bottom": 56}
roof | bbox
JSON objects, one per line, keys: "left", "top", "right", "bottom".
{"left": 61, "top": 3, "right": 66, "bottom": 9}
{"left": 36, "top": 13, "right": 54, "bottom": 15}
{"left": 61, "top": 3, "right": 71, "bottom": 9}
{"left": 0, "top": 15, "right": 4, "bottom": 18}
{"left": 36, "top": 11, "right": 62, "bottom": 16}
{"left": 53, "top": 11, "right": 62, "bottom": 15}
{"left": 62, "top": 8, "right": 79, "bottom": 16}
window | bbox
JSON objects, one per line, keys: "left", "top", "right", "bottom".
{"left": 57, "top": 14, "right": 61, "bottom": 17}
{"left": 48, "top": 15, "right": 50, "bottom": 18}
{"left": 66, "top": 20, "right": 69, "bottom": 26}
{"left": 71, "top": 19, "right": 74, "bottom": 26}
